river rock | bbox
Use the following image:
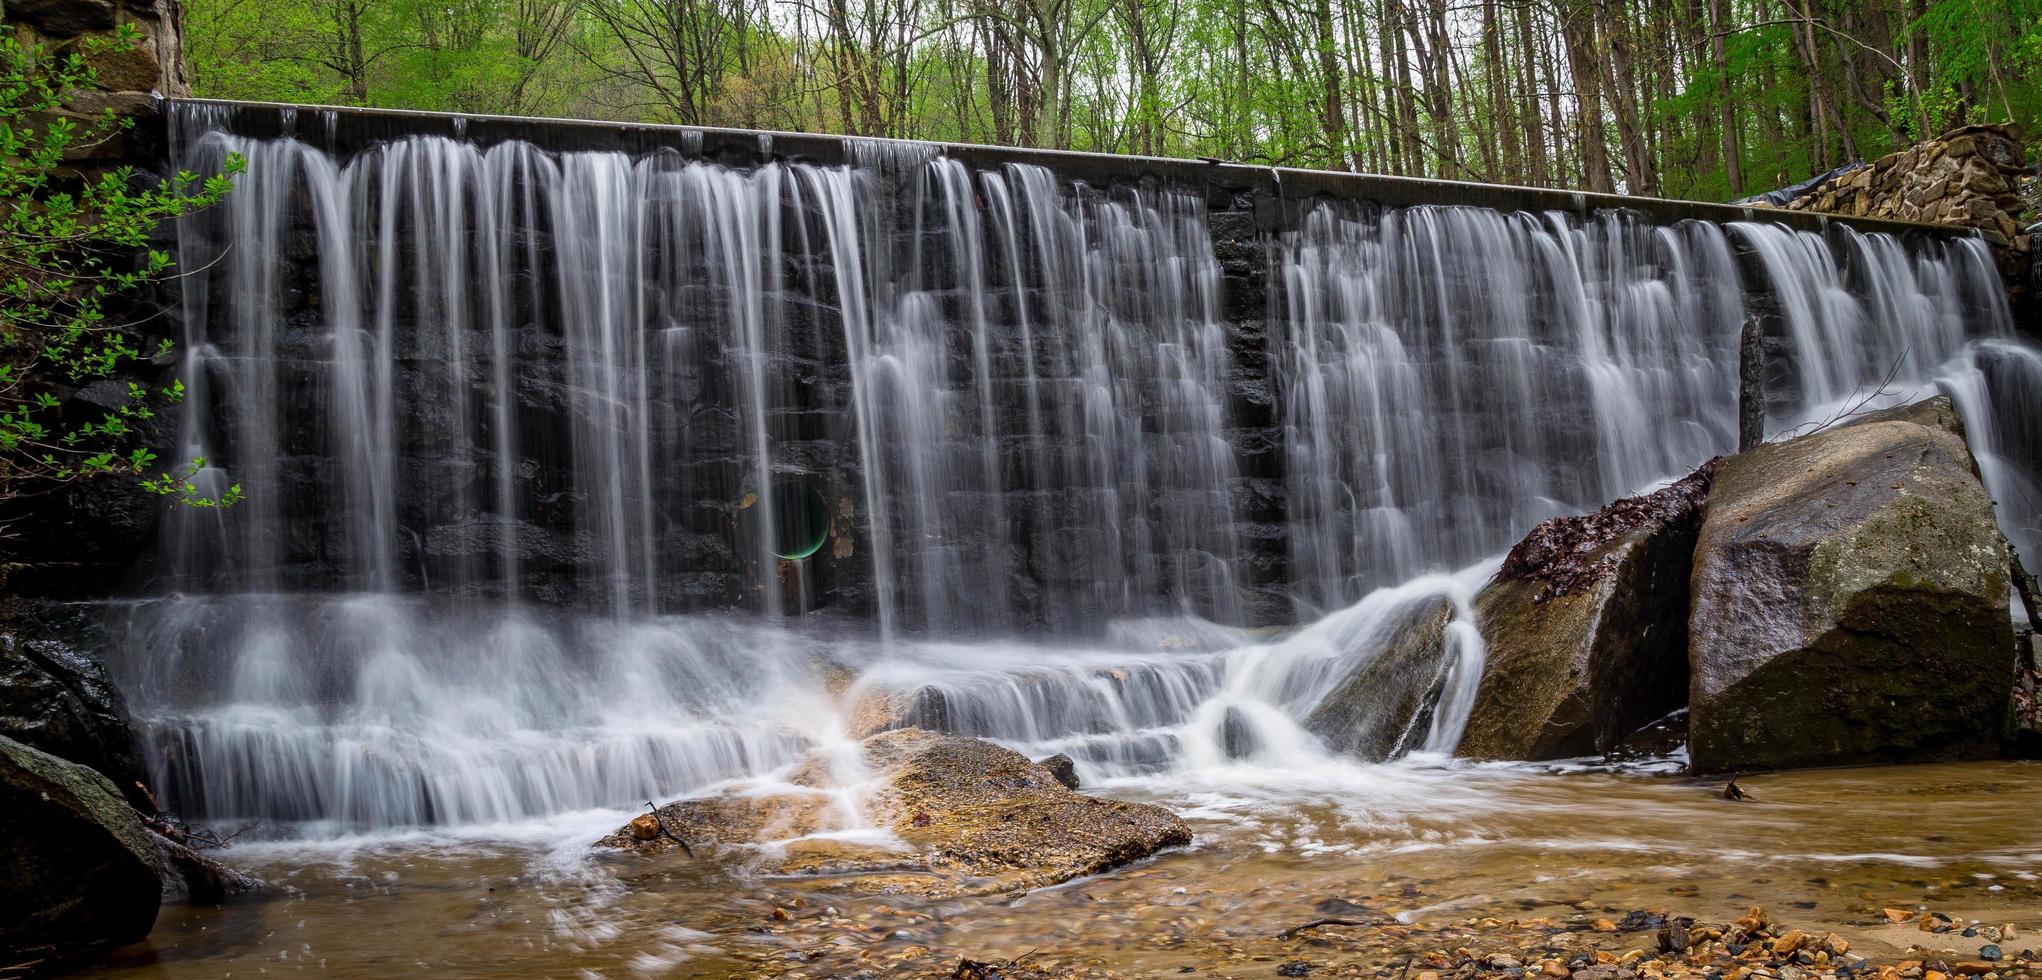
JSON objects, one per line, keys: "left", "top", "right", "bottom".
{"left": 1038, "top": 752, "right": 1080, "bottom": 789}
{"left": 839, "top": 673, "right": 953, "bottom": 739}
{"left": 1457, "top": 465, "right": 1714, "bottom": 760}
{"left": 1688, "top": 397, "right": 2015, "bottom": 772}
{"left": 1303, "top": 596, "right": 1456, "bottom": 760}
{"left": 597, "top": 728, "right": 1189, "bottom": 896}
{"left": 0, "top": 734, "right": 161, "bottom": 959}
{"left": 0, "top": 599, "right": 148, "bottom": 809}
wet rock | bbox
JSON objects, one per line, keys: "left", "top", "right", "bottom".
{"left": 0, "top": 734, "right": 161, "bottom": 959}
{"left": 1658, "top": 917, "right": 1692, "bottom": 954}
{"left": 1457, "top": 465, "right": 1714, "bottom": 761}
{"left": 6, "top": 0, "right": 118, "bottom": 36}
{"left": 1219, "top": 705, "right": 1261, "bottom": 759}
{"left": 1303, "top": 596, "right": 1455, "bottom": 761}
{"left": 1606, "top": 708, "right": 1688, "bottom": 761}
{"left": 0, "top": 599, "right": 148, "bottom": 809}
{"left": 1688, "top": 397, "right": 2016, "bottom": 772}
{"left": 597, "top": 729, "right": 1189, "bottom": 897}
{"left": 1038, "top": 753, "right": 1080, "bottom": 790}
{"left": 845, "top": 682, "right": 953, "bottom": 739}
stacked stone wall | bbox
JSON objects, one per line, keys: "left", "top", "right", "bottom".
{"left": 4, "top": 0, "right": 188, "bottom": 143}
{"left": 1772, "top": 124, "right": 2036, "bottom": 321}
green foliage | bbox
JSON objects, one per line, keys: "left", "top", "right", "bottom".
{"left": 184, "top": 0, "right": 2042, "bottom": 200}
{"left": 0, "top": 28, "right": 244, "bottom": 507}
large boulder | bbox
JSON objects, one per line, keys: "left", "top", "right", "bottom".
{"left": 0, "top": 599, "right": 149, "bottom": 809}
{"left": 0, "top": 734, "right": 162, "bottom": 959}
{"left": 1457, "top": 465, "right": 1714, "bottom": 761}
{"left": 597, "top": 729, "right": 1189, "bottom": 897}
{"left": 1303, "top": 596, "right": 1456, "bottom": 761}
{"left": 1687, "top": 397, "right": 2015, "bottom": 772}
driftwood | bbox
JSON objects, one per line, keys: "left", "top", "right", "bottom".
{"left": 1277, "top": 918, "right": 1378, "bottom": 939}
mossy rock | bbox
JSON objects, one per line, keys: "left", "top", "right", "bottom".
{"left": 1688, "top": 397, "right": 2015, "bottom": 772}
{"left": 0, "top": 734, "right": 162, "bottom": 959}
{"left": 1457, "top": 520, "right": 1695, "bottom": 761}
{"left": 1455, "top": 465, "right": 1708, "bottom": 762}
{"left": 1302, "top": 596, "right": 1455, "bottom": 761}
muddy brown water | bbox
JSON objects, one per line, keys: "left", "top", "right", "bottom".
{"left": 80, "top": 760, "right": 2042, "bottom": 978}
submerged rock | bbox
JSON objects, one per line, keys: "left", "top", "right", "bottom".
{"left": 1688, "top": 397, "right": 2016, "bottom": 772}
{"left": 597, "top": 729, "right": 1189, "bottom": 896}
{"left": 1303, "top": 597, "right": 1456, "bottom": 761}
{"left": 0, "top": 734, "right": 161, "bottom": 959}
{"left": 1457, "top": 465, "right": 1714, "bottom": 760}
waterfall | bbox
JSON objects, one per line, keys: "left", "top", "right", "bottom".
{"left": 107, "top": 102, "right": 2035, "bottom": 835}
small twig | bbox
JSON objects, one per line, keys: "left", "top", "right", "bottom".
{"left": 645, "top": 802, "right": 695, "bottom": 858}
{"left": 1769, "top": 348, "right": 1914, "bottom": 444}
{"left": 1277, "top": 917, "right": 1374, "bottom": 939}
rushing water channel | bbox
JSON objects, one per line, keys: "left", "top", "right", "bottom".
{"left": 67, "top": 103, "right": 2042, "bottom": 975}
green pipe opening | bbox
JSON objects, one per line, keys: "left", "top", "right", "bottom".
{"left": 767, "top": 479, "right": 831, "bottom": 560}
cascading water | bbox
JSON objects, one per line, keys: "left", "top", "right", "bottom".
{"left": 101, "top": 102, "right": 2038, "bottom": 836}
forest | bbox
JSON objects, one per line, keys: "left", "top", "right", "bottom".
{"left": 185, "top": 0, "right": 2041, "bottom": 202}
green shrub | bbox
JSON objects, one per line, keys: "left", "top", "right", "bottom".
{"left": 0, "top": 25, "right": 244, "bottom": 507}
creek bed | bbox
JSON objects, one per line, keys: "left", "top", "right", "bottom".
{"left": 81, "top": 759, "right": 2042, "bottom": 978}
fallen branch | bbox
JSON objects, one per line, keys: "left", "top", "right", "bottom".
{"left": 645, "top": 802, "right": 695, "bottom": 858}
{"left": 1768, "top": 349, "right": 1913, "bottom": 445}
{"left": 1277, "top": 917, "right": 1377, "bottom": 939}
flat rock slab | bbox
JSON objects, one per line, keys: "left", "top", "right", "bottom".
{"left": 596, "top": 729, "right": 1189, "bottom": 897}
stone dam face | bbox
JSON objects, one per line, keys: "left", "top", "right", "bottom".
{"left": 136, "top": 100, "right": 2037, "bottom": 636}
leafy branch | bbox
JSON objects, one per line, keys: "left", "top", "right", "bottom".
{"left": 0, "top": 26, "right": 246, "bottom": 508}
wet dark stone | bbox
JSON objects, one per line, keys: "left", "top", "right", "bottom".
{"left": 1304, "top": 597, "right": 1454, "bottom": 762}
{"left": 1689, "top": 397, "right": 2016, "bottom": 772}
{"left": 1037, "top": 753, "right": 1079, "bottom": 790}
{"left": 1218, "top": 706, "right": 1258, "bottom": 759}
{"left": 1458, "top": 466, "right": 1712, "bottom": 762}
{"left": 0, "top": 734, "right": 161, "bottom": 960}
{"left": 0, "top": 600, "right": 147, "bottom": 809}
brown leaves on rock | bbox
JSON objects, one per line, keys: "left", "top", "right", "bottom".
{"left": 1497, "top": 460, "right": 1721, "bottom": 602}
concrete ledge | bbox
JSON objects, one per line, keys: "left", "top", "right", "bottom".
{"left": 162, "top": 98, "right": 1976, "bottom": 242}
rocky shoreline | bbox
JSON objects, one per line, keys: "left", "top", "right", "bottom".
{"left": 701, "top": 889, "right": 2040, "bottom": 979}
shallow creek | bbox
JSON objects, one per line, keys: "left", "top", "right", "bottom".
{"left": 83, "top": 759, "right": 2042, "bottom": 978}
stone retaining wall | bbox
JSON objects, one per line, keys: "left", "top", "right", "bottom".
{"left": 5, "top": 0, "right": 189, "bottom": 137}
{"left": 1771, "top": 124, "right": 2036, "bottom": 319}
